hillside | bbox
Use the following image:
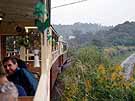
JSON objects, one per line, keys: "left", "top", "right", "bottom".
{"left": 94, "top": 21, "right": 135, "bottom": 47}
{"left": 53, "top": 22, "right": 112, "bottom": 40}
{"left": 53, "top": 21, "right": 135, "bottom": 48}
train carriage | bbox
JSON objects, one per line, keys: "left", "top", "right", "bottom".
{"left": 0, "top": 0, "right": 68, "bottom": 100}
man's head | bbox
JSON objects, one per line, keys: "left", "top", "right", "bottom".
{"left": 2, "top": 56, "right": 18, "bottom": 75}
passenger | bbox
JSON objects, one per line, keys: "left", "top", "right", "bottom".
{"left": 0, "top": 61, "right": 26, "bottom": 97}
{"left": 0, "top": 63, "right": 18, "bottom": 98}
{"left": 2, "top": 56, "right": 38, "bottom": 96}
{"left": 15, "top": 84, "right": 27, "bottom": 96}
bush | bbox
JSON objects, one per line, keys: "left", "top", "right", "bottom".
{"left": 58, "top": 47, "right": 135, "bottom": 101}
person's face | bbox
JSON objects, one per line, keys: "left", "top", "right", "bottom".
{"left": 3, "top": 60, "right": 18, "bottom": 75}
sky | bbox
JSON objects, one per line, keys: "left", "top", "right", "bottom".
{"left": 51, "top": 0, "right": 135, "bottom": 26}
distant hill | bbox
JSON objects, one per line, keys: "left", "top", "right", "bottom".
{"left": 93, "top": 21, "right": 135, "bottom": 47}
{"left": 53, "top": 22, "right": 112, "bottom": 40}
{"left": 53, "top": 21, "right": 135, "bottom": 48}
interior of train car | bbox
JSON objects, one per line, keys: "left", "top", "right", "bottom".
{"left": 0, "top": 0, "right": 68, "bottom": 101}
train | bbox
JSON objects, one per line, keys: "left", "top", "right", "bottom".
{"left": 0, "top": 0, "right": 68, "bottom": 100}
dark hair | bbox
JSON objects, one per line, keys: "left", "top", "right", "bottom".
{"left": 0, "top": 63, "right": 6, "bottom": 77}
{"left": 3, "top": 56, "right": 27, "bottom": 69}
{"left": 2, "top": 56, "right": 18, "bottom": 65}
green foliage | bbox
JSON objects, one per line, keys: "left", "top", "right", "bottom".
{"left": 58, "top": 47, "right": 109, "bottom": 100}
{"left": 58, "top": 47, "right": 135, "bottom": 101}
{"left": 6, "top": 32, "right": 41, "bottom": 51}
{"left": 103, "top": 46, "right": 135, "bottom": 64}
{"left": 75, "top": 46, "right": 110, "bottom": 67}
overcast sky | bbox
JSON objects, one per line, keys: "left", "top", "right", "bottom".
{"left": 51, "top": 0, "right": 135, "bottom": 26}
